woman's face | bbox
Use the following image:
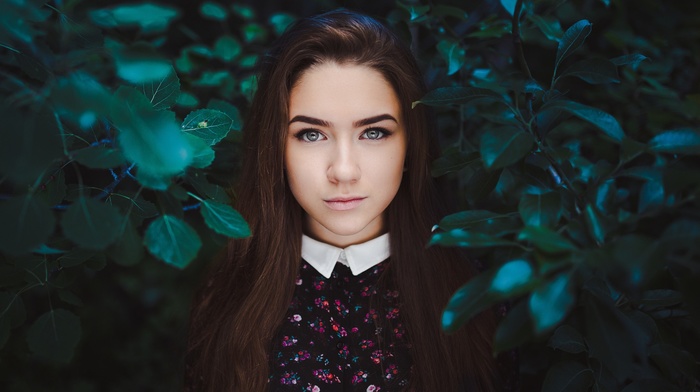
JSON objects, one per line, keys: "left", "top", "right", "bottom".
{"left": 285, "top": 62, "right": 407, "bottom": 248}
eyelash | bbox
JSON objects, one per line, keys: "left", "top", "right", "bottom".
{"left": 293, "top": 127, "right": 392, "bottom": 142}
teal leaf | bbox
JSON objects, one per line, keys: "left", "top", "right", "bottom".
{"left": 438, "top": 210, "right": 503, "bottom": 230}
{"left": 529, "top": 274, "right": 574, "bottom": 333}
{"left": 231, "top": 4, "right": 255, "bottom": 20}
{"left": 491, "top": 260, "right": 535, "bottom": 294}
{"left": 72, "top": 145, "right": 127, "bottom": 169}
{"left": 500, "top": 0, "right": 517, "bottom": 15}
{"left": 412, "top": 87, "right": 506, "bottom": 108}
{"left": 213, "top": 35, "right": 242, "bottom": 62}
{"left": 397, "top": 1, "right": 430, "bottom": 21}
{"left": 583, "top": 204, "right": 607, "bottom": 244}
{"left": 480, "top": 126, "right": 534, "bottom": 170}
{"left": 269, "top": 13, "right": 296, "bottom": 36}
{"left": 144, "top": 215, "right": 202, "bottom": 268}
{"left": 50, "top": 73, "right": 112, "bottom": 129}
{"left": 648, "top": 128, "right": 700, "bottom": 155}
{"left": 638, "top": 180, "right": 664, "bottom": 213}
{"left": 112, "top": 86, "right": 193, "bottom": 179}
{"left": 0, "top": 196, "right": 55, "bottom": 255}
{"left": 242, "top": 23, "right": 267, "bottom": 43}
{"left": 430, "top": 229, "right": 516, "bottom": 248}
{"left": 114, "top": 42, "right": 172, "bottom": 84}
{"left": 518, "top": 226, "right": 577, "bottom": 253}
{"left": 557, "top": 58, "right": 620, "bottom": 85}
{"left": 528, "top": 14, "right": 563, "bottom": 41}
{"left": 432, "top": 5, "right": 468, "bottom": 20}
{"left": 518, "top": 192, "right": 562, "bottom": 227}
{"left": 548, "top": 324, "right": 587, "bottom": 353}
{"left": 541, "top": 360, "right": 594, "bottom": 392}
{"left": 610, "top": 54, "right": 648, "bottom": 70}
{"left": 200, "top": 200, "right": 251, "bottom": 238}
{"left": 437, "top": 39, "right": 466, "bottom": 76}
{"left": 181, "top": 109, "right": 233, "bottom": 146}
{"left": 89, "top": 4, "right": 179, "bottom": 34}
{"left": 60, "top": 197, "right": 123, "bottom": 250}
{"left": 619, "top": 137, "right": 647, "bottom": 163}
{"left": 542, "top": 100, "right": 625, "bottom": 142}
{"left": 184, "top": 134, "right": 216, "bottom": 169}
{"left": 207, "top": 99, "right": 243, "bottom": 131}
{"left": 494, "top": 300, "right": 535, "bottom": 352}
{"left": 442, "top": 268, "right": 498, "bottom": 333}
{"left": 107, "top": 219, "right": 145, "bottom": 267}
{"left": 135, "top": 169, "right": 171, "bottom": 191}
{"left": 200, "top": 2, "right": 228, "bottom": 20}
{"left": 465, "top": 167, "right": 502, "bottom": 202}
{"left": 26, "top": 309, "right": 81, "bottom": 365}
{"left": 555, "top": 20, "right": 592, "bottom": 72}
{"left": 57, "top": 248, "right": 99, "bottom": 268}
{"left": 141, "top": 67, "right": 180, "bottom": 110}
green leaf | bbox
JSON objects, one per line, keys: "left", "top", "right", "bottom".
{"left": 494, "top": 300, "right": 535, "bottom": 352}
{"left": 50, "top": 73, "right": 112, "bottom": 129}
{"left": 541, "top": 360, "right": 594, "bottom": 392}
{"left": 430, "top": 229, "right": 516, "bottom": 248}
{"left": 57, "top": 248, "right": 98, "bottom": 268}
{"left": 207, "top": 99, "right": 242, "bottom": 131}
{"left": 619, "top": 137, "right": 647, "bottom": 163}
{"left": 114, "top": 42, "right": 172, "bottom": 84}
{"left": 480, "top": 126, "right": 534, "bottom": 170}
{"left": 200, "top": 200, "right": 250, "bottom": 238}
{"left": 181, "top": 109, "right": 233, "bottom": 146}
{"left": 242, "top": 23, "right": 267, "bottom": 43}
{"left": 231, "top": 4, "right": 255, "bottom": 19}
{"left": 26, "top": 309, "right": 81, "bottom": 365}
{"left": 465, "top": 167, "right": 502, "bottom": 202}
{"left": 412, "top": 87, "right": 505, "bottom": 108}
{"left": 557, "top": 58, "right": 620, "bottom": 85}
{"left": 442, "top": 268, "right": 498, "bottom": 333}
{"left": 518, "top": 226, "right": 577, "bottom": 253}
{"left": 648, "top": 128, "right": 700, "bottom": 155}
{"left": 0, "top": 196, "right": 55, "bottom": 255}
{"left": 437, "top": 39, "right": 466, "bottom": 76}
{"left": 432, "top": 5, "right": 468, "bottom": 20}
{"left": 583, "top": 204, "right": 607, "bottom": 244}
{"left": 141, "top": 67, "right": 180, "bottom": 110}
{"left": 269, "top": 13, "right": 296, "bottom": 36}
{"left": 184, "top": 134, "right": 216, "bottom": 169}
{"left": 529, "top": 274, "right": 574, "bottom": 333}
{"left": 431, "top": 151, "right": 480, "bottom": 177}
{"left": 548, "top": 324, "right": 587, "bottom": 353}
{"left": 144, "top": 215, "right": 202, "bottom": 268}
{"left": 135, "top": 170, "right": 171, "bottom": 191}
{"left": 518, "top": 192, "right": 562, "bottom": 227}
{"left": 107, "top": 219, "right": 144, "bottom": 267}
{"left": 555, "top": 20, "right": 592, "bottom": 72}
{"left": 610, "top": 54, "right": 648, "bottom": 70}
{"left": 528, "top": 14, "right": 563, "bottom": 41}
{"left": 112, "top": 86, "right": 193, "bottom": 179}
{"left": 542, "top": 100, "right": 625, "bottom": 142}
{"left": 500, "top": 0, "right": 516, "bottom": 15}
{"left": 200, "top": 2, "right": 228, "bottom": 20}
{"left": 213, "top": 35, "right": 242, "bottom": 62}
{"left": 89, "top": 4, "right": 179, "bottom": 34}
{"left": 491, "top": 260, "right": 535, "bottom": 294}
{"left": 60, "top": 197, "right": 123, "bottom": 250}
{"left": 72, "top": 145, "right": 127, "bottom": 169}
{"left": 439, "top": 210, "right": 503, "bottom": 230}
{"left": 397, "top": 1, "right": 430, "bottom": 21}
{"left": 638, "top": 180, "right": 664, "bottom": 213}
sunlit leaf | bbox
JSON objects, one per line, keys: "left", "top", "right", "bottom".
{"left": 541, "top": 360, "right": 594, "bottom": 392}
{"left": 491, "top": 260, "right": 535, "bottom": 294}
{"left": 89, "top": 3, "right": 179, "bottom": 34}
{"left": 200, "top": 200, "right": 250, "bottom": 238}
{"left": 141, "top": 67, "right": 180, "bottom": 110}
{"left": 649, "top": 128, "right": 700, "bottom": 155}
{"left": 144, "top": 215, "right": 202, "bottom": 268}
{"left": 413, "top": 87, "right": 506, "bottom": 108}
{"left": 200, "top": 2, "right": 228, "bottom": 20}
{"left": 558, "top": 58, "right": 620, "bottom": 85}
{"left": 555, "top": 20, "right": 592, "bottom": 72}
{"left": 60, "top": 197, "right": 123, "bottom": 250}
{"left": 0, "top": 196, "right": 55, "bottom": 255}
{"left": 542, "top": 100, "right": 625, "bottom": 142}
{"left": 519, "top": 192, "right": 562, "bottom": 227}
{"left": 72, "top": 145, "right": 127, "bottom": 169}
{"left": 26, "top": 309, "right": 81, "bottom": 365}
{"left": 529, "top": 274, "right": 574, "bottom": 333}
{"left": 181, "top": 109, "right": 233, "bottom": 145}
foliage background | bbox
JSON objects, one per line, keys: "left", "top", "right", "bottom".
{"left": 0, "top": 0, "right": 698, "bottom": 391}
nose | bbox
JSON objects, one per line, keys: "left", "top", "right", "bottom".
{"left": 327, "top": 141, "right": 360, "bottom": 184}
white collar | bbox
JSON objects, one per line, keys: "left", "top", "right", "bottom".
{"left": 301, "top": 233, "right": 391, "bottom": 279}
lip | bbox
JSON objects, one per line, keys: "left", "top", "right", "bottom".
{"left": 324, "top": 197, "right": 366, "bottom": 211}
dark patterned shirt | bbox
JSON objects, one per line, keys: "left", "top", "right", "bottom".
{"left": 269, "top": 260, "right": 412, "bottom": 391}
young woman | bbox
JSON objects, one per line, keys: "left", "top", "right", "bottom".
{"left": 185, "top": 9, "right": 499, "bottom": 392}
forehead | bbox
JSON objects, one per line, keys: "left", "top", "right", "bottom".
{"left": 288, "top": 62, "right": 401, "bottom": 123}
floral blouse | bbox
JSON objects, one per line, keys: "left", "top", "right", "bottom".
{"left": 269, "top": 259, "right": 412, "bottom": 391}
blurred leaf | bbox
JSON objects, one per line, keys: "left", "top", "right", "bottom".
{"left": 413, "top": 87, "right": 505, "bottom": 108}
{"left": 620, "top": 137, "right": 647, "bottom": 163}
{"left": 207, "top": 99, "right": 242, "bottom": 131}
{"left": 548, "top": 324, "right": 587, "bottom": 353}
{"left": 57, "top": 290, "right": 84, "bottom": 307}
{"left": 242, "top": 23, "right": 267, "bottom": 43}
{"left": 36, "top": 169, "right": 67, "bottom": 206}
{"left": 430, "top": 229, "right": 515, "bottom": 248}
{"left": 213, "top": 35, "right": 241, "bottom": 62}
{"left": 60, "top": 197, "right": 123, "bottom": 250}
{"left": 638, "top": 180, "right": 664, "bottom": 213}
{"left": 200, "top": 200, "right": 250, "bottom": 238}
{"left": 432, "top": 5, "right": 468, "bottom": 20}
{"left": 491, "top": 259, "right": 536, "bottom": 294}
{"left": 57, "top": 248, "right": 98, "bottom": 268}
{"left": 141, "top": 68, "right": 180, "bottom": 110}
{"left": 528, "top": 14, "right": 563, "bottom": 41}
{"left": 529, "top": 274, "right": 574, "bottom": 333}
{"left": 184, "top": 134, "right": 215, "bottom": 169}
{"left": 555, "top": 20, "right": 592, "bottom": 72}
{"left": 51, "top": 73, "right": 112, "bottom": 128}
{"left": 439, "top": 210, "right": 503, "bottom": 230}
{"left": 442, "top": 268, "right": 497, "bottom": 333}
{"left": 518, "top": 191, "right": 562, "bottom": 227}
{"left": 397, "top": 1, "right": 430, "bottom": 21}
{"left": 542, "top": 100, "right": 625, "bottom": 142}
{"left": 107, "top": 219, "right": 144, "bottom": 267}
{"left": 176, "top": 92, "right": 199, "bottom": 107}
{"left": 89, "top": 3, "right": 179, "bottom": 34}
{"left": 480, "top": 126, "right": 534, "bottom": 170}
{"left": 144, "top": 215, "right": 201, "bottom": 268}
{"left": 200, "top": 2, "right": 228, "bottom": 20}
{"left": 0, "top": 291, "right": 26, "bottom": 328}
{"left": 558, "top": 58, "right": 620, "bottom": 85}
{"left": 541, "top": 360, "right": 594, "bottom": 392}
{"left": 431, "top": 151, "right": 479, "bottom": 177}
{"left": 72, "top": 145, "right": 127, "bottom": 169}
{"left": 468, "top": 19, "right": 510, "bottom": 38}
{"left": 135, "top": 170, "right": 171, "bottom": 191}
{"left": 649, "top": 344, "right": 697, "bottom": 382}
{"left": 231, "top": 4, "right": 255, "bottom": 20}
{"left": 269, "top": 13, "right": 296, "bottom": 36}
{"left": 114, "top": 42, "right": 172, "bottom": 84}
{"left": 648, "top": 128, "right": 700, "bottom": 155}
{"left": 518, "top": 226, "right": 577, "bottom": 253}
{"left": 112, "top": 86, "right": 193, "bottom": 180}
{"left": 181, "top": 109, "right": 233, "bottom": 146}
{"left": 437, "top": 39, "right": 465, "bottom": 76}
{"left": 583, "top": 204, "right": 607, "bottom": 244}
{"left": 494, "top": 300, "right": 534, "bottom": 352}
{"left": 639, "top": 290, "right": 683, "bottom": 311}
{"left": 0, "top": 196, "right": 55, "bottom": 255}
{"left": 26, "top": 309, "right": 81, "bottom": 365}
{"left": 500, "top": 0, "right": 516, "bottom": 16}
{"left": 610, "top": 54, "right": 648, "bottom": 70}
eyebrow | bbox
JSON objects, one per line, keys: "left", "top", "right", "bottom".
{"left": 288, "top": 114, "right": 398, "bottom": 128}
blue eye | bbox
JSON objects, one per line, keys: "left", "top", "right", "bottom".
{"left": 296, "top": 130, "right": 324, "bottom": 142}
{"left": 362, "top": 128, "right": 388, "bottom": 140}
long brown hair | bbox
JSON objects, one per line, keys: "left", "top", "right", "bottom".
{"left": 185, "top": 9, "right": 497, "bottom": 391}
